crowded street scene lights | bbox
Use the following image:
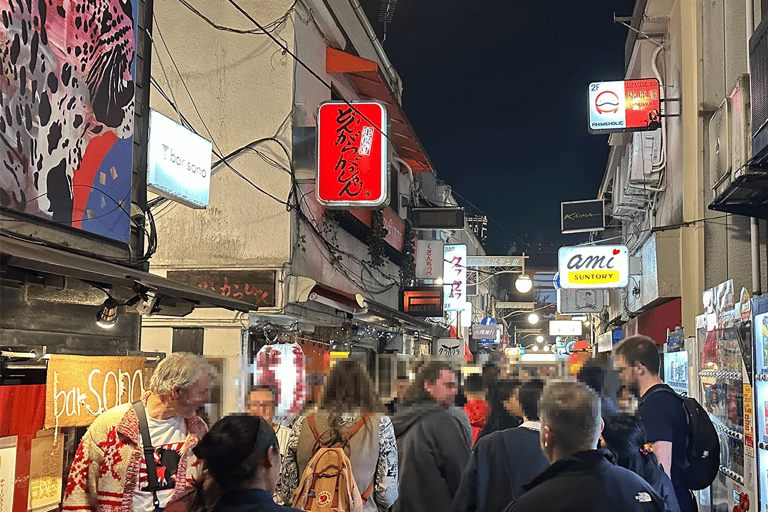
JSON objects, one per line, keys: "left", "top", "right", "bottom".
{"left": 515, "top": 274, "right": 533, "bottom": 293}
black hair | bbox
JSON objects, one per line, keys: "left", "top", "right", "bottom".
{"left": 577, "top": 362, "right": 606, "bottom": 394}
{"left": 601, "top": 415, "right": 664, "bottom": 489}
{"left": 193, "top": 414, "right": 278, "bottom": 490}
{"left": 464, "top": 374, "right": 484, "bottom": 393}
{"left": 518, "top": 379, "right": 545, "bottom": 420}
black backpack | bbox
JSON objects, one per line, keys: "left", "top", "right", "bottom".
{"left": 643, "top": 386, "right": 720, "bottom": 490}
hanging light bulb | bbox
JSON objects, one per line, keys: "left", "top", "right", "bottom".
{"left": 536, "top": 335, "right": 544, "bottom": 343}
{"left": 515, "top": 274, "right": 533, "bottom": 293}
{"left": 527, "top": 312, "right": 539, "bottom": 324}
{"left": 532, "top": 345, "right": 539, "bottom": 352}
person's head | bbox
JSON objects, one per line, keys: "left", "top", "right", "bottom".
{"left": 194, "top": 414, "right": 280, "bottom": 493}
{"left": 577, "top": 361, "right": 607, "bottom": 394}
{"left": 518, "top": 379, "right": 545, "bottom": 421}
{"left": 321, "top": 360, "right": 378, "bottom": 413}
{"left": 149, "top": 352, "right": 215, "bottom": 418}
{"left": 247, "top": 385, "right": 278, "bottom": 424}
{"left": 601, "top": 415, "right": 662, "bottom": 487}
{"left": 464, "top": 373, "right": 485, "bottom": 399}
{"left": 395, "top": 375, "right": 409, "bottom": 400}
{"left": 614, "top": 335, "right": 661, "bottom": 395}
{"left": 405, "top": 361, "right": 457, "bottom": 406}
{"left": 494, "top": 379, "right": 522, "bottom": 417}
{"left": 539, "top": 380, "right": 602, "bottom": 463}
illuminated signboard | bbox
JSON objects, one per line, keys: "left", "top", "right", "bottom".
{"left": 399, "top": 287, "right": 444, "bottom": 317}
{"left": 148, "top": 110, "right": 212, "bottom": 208}
{"left": 415, "top": 240, "right": 444, "bottom": 280}
{"left": 549, "top": 320, "right": 584, "bottom": 336}
{"left": 316, "top": 101, "right": 389, "bottom": 208}
{"left": 588, "top": 79, "right": 661, "bottom": 134}
{"left": 444, "top": 244, "right": 467, "bottom": 311}
{"left": 558, "top": 245, "right": 629, "bottom": 289}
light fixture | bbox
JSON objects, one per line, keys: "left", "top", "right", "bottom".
{"left": 532, "top": 345, "right": 539, "bottom": 351}
{"left": 536, "top": 334, "right": 544, "bottom": 343}
{"left": 527, "top": 312, "right": 539, "bottom": 324}
{"left": 515, "top": 274, "right": 533, "bottom": 293}
{"left": 583, "top": 320, "right": 591, "bottom": 326}
{"left": 96, "top": 298, "right": 120, "bottom": 329}
{"left": 543, "top": 344, "right": 551, "bottom": 352}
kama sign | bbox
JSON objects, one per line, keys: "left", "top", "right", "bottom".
{"left": 317, "top": 101, "right": 389, "bottom": 208}
{"left": 588, "top": 79, "right": 661, "bottom": 134}
{"left": 561, "top": 199, "right": 605, "bottom": 234}
{"left": 558, "top": 245, "right": 629, "bottom": 288}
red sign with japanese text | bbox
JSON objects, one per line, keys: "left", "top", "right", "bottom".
{"left": 317, "top": 101, "right": 389, "bottom": 208}
{"left": 166, "top": 270, "right": 276, "bottom": 307}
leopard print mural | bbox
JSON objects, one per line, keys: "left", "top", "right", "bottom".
{"left": 0, "top": 0, "right": 135, "bottom": 241}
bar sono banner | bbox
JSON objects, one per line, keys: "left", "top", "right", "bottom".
{"left": 588, "top": 79, "right": 660, "bottom": 134}
{"left": 558, "top": 245, "right": 629, "bottom": 289}
{"left": 316, "top": 101, "right": 389, "bottom": 208}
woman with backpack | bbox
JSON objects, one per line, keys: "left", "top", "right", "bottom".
{"left": 601, "top": 415, "right": 681, "bottom": 512}
{"left": 276, "top": 360, "right": 398, "bottom": 512}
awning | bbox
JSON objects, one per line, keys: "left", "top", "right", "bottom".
{"left": 355, "top": 295, "right": 434, "bottom": 331}
{"left": 1, "top": 237, "right": 256, "bottom": 313}
{"left": 326, "top": 47, "right": 435, "bottom": 174}
{"left": 708, "top": 170, "right": 768, "bottom": 219}
{"left": 307, "top": 284, "right": 365, "bottom": 314}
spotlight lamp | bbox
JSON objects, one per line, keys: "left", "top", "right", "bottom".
{"left": 527, "top": 312, "right": 539, "bottom": 324}
{"left": 536, "top": 335, "right": 544, "bottom": 343}
{"left": 515, "top": 274, "right": 533, "bottom": 293}
{"left": 532, "top": 345, "right": 539, "bottom": 352}
{"left": 96, "top": 297, "right": 120, "bottom": 329}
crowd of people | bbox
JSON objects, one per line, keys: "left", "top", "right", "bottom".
{"left": 62, "top": 334, "right": 693, "bottom": 512}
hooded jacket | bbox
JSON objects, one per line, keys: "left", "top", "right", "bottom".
{"left": 502, "top": 449, "right": 665, "bottom": 512}
{"left": 463, "top": 398, "right": 489, "bottom": 446}
{"left": 391, "top": 401, "right": 470, "bottom": 512}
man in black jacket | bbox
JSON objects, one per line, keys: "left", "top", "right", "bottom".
{"left": 391, "top": 361, "right": 471, "bottom": 512}
{"left": 503, "top": 380, "right": 665, "bottom": 512}
{"left": 451, "top": 379, "right": 548, "bottom": 512}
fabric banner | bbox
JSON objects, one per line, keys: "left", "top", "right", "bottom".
{"left": 27, "top": 430, "right": 63, "bottom": 512}
{"left": 45, "top": 355, "right": 147, "bottom": 429}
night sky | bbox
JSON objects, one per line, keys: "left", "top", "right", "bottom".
{"left": 360, "top": 0, "right": 637, "bottom": 258}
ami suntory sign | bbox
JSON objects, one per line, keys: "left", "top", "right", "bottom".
{"left": 588, "top": 79, "right": 661, "bottom": 134}
{"left": 317, "top": 101, "right": 389, "bottom": 208}
{"left": 558, "top": 245, "right": 629, "bottom": 289}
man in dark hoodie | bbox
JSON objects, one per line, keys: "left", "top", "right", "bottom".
{"left": 391, "top": 361, "right": 471, "bottom": 512}
{"left": 502, "top": 380, "right": 665, "bottom": 512}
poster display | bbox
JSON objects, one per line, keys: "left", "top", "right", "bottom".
{"left": 28, "top": 430, "right": 63, "bottom": 512}
{"left": 0, "top": 436, "right": 17, "bottom": 512}
{"left": 254, "top": 344, "right": 306, "bottom": 426}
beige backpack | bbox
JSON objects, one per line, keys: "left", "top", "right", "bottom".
{"left": 291, "top": 414, "right": 375, "bottom": 512}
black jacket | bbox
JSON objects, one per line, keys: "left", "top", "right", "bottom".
{"left": 503, "top": 449, "right": 665, "bottom": 512}
{"left": 451, "top": 425, "right": 550, "bottom": 512}
{"left": 210, "top": 489, "right": 301, "bottom": 512}
{"left": 391, "top": 401, "right": 471, "bottom": 512}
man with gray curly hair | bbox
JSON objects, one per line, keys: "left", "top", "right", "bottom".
{"left": 64, "top": 352, "right": 215, "bottom": 512}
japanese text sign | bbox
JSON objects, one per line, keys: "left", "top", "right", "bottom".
{"left": 416, "top": 240, "right": 444, "bottom": 279}
{"left": 558, "top": 245, "right": 629, "bottom": 289}
{"left": 444, "top": 244, "right": 467, "bottom": 311}
{"left": 317, "top": 101, "right": 389, "bottom": 208}
{"left": 166, "top": 270, "right": 276, "bottom": 307}
{"left": 588, "top": 79, "right": 661, "bottom": 134}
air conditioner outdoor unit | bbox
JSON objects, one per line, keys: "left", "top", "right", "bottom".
{"left": 709, "top": 97, "right": 731, "bottom": 195}
{"left": 629, "top": 130, "right": 662, "bottom": 184}
{"left": 750, "top": 14, "right": 768, "bottom": 164}
{"left": 731, "top": 74, "right": 751, "bottom": 176}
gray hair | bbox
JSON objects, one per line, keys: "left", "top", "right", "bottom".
{"left": 149, "top": 352, "right": 215, "bottom": 394}
{"left": 540, "top": 379, "right": 601, "bottom": 455}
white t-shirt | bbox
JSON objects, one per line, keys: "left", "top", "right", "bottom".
{"left": 133, "top": 415, "right": 198, "bottom": 512}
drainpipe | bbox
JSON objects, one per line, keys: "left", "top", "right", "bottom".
{"left": 746, "top": 0, "right": 761, "bottom": 294}
{"left": 348, "top": 0, "right": 402, "bottom": 98}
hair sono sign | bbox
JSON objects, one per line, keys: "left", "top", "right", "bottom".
{"left": 558, "top": 245, "right": 629, "bottom": 289}
{"left": 317, "top": 101, "right": 389, "bottom": 208}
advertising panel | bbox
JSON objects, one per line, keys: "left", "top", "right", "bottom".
{"left": 558, "top": 245, "right": 629, "bottom": 289}
{"left": 1, "top": 0, "right": 139, "bottom": 243}
{"left": 444, "top": 244, "right": 467, "bottom": 311}
{"left": 549, "top": 320, "right": 583, "bottom": 336}
{"left": 557, "top": 288, "right": 605, "bottom": 314}
{"left": 317, "top": 101, "right": 388, "bottom": 208}
{"left": 147, "top": 110, "right": 212, "bottom": 208}
{"left": 415, "top": 240, "right": 444, "bottom": 279}
{"left": 561, "top": 199, "right": 605, "bottom": 234}
{"left": 588, "top": 79, "right": 661, "bottom": 134}
{"left": 399, "top": 287, "right": 444, "bottom": 317}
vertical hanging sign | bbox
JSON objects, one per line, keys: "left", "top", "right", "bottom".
{"left": 444, "top": 244, "right": 467, "bottom": 311}
{"left": 317, "top": 101, "right": 389, "bottom": 208}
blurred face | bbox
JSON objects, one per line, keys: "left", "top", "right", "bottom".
{"left": 615, "top": 355, "right": 640, "bottom": 396}
{"left": 396, "top": 379, "right": 409, "bottom": 400}
{"left": 425, "top": 369, "right": 458, "bottom": 406}
{"left": 175, "top": 374, "right": 211, "bottom": 418}
{"left": 248, "top": 390, "right": 276, "bottom": 424}
{"left": 504, "top": 387, "right": 523, "bottom": 417}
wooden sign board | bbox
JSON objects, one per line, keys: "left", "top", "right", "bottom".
{"left": 45, "top": 355, "right": 147, "bottom": 429}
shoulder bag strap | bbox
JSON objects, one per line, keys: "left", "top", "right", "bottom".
{"left": 345, "top": 413, "right": 375, "bottom": 503}
{"left": 133, "top": 401, "right": 162, "bottom": 511}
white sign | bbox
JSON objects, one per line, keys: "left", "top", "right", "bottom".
{"left": 147, "top": 110, "right": 212, "bottom": 208}
{"left": 597, "top": 331, "right": 612, "bottom": 353}
{"left": 558, "top": 245, "right": 629, "bottom": 289}
{"left": 444, "top": 244, "right": 467, "bottom": 311}
{"left": 496, "top": 301, "right": 535, "bottom": 310}
{"left": 433, "top": 338, "right": 464, "bottom": 361}
{"left": 466, "top": 256, "right": 523, "bottom": 267}
{"left": 416, "top": 240, "right": 444, "bottom": 280}
{"left": 0, "top": 436, "right": 17, "bottom": 512}
{"left": 557, "top": 289, "right": 605, "bottom": 314}
{"left": 549, "top": 320, "right": 583, "bottom": 336}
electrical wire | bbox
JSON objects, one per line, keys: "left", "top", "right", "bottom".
{"left": 175, "top": 0, "right": 296, "bottom": 35}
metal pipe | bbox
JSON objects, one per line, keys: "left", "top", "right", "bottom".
{"left": 348, "top": 0, "right": 402, "bottom": 96}
{"left": 752, "top": 217, "right": 762, "bottom": 294}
